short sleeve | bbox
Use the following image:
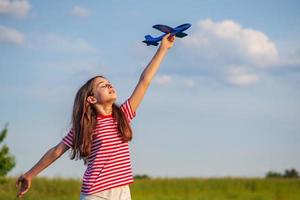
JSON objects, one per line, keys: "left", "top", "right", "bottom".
{"left": 120, "top": 99, "right": 136, "bottom": 122}
{"left": 62, "top": 128, "right": 73, "bottom": 148}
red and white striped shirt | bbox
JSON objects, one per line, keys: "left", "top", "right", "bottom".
{"left": 62, "top": 99, "right": 136, "bottom": 195}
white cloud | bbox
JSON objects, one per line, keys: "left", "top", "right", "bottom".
{"left": 0, "top": 0, "right": 30, "bottom": 18}
{"left": 177, "top": 19, "right": 284, "bottom": 87}
{"left": 154, "top": 75, "right": 172, "bottom": 86}
{"left": 28, "top": 34, "right": 97, "bottom": 54}
{"left": 0, "top": 25, "right": 24, "bottom": 44}
{"left": 71, "top": 6, "right": 90, "bottom": 17}
{"left": 227, "top": 67, "right": 259, "bottom": 86}
{"left": 184, "top": 19, "right": 278, "bottom": 67}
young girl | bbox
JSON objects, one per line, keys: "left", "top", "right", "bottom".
{"left": 16, "top": 33, "right": 175, "bottom": 200}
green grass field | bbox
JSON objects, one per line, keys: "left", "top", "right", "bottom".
{"left": 1, "top": 177, "right": 300, "bottom": 200}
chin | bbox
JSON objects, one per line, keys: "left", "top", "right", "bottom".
{"left": 111, "top": 95, "right": 117, "bottom": 102}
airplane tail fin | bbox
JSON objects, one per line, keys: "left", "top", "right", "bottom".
{"left": 143, "top": 35, "right": 159, "bottom": 46}
{"left": 144, "top": 35, "right": 154, "bottom": 40}
{"left": 175, "top": 32, "right": 188, "bottom": 38}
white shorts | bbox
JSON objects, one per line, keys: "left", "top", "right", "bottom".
{"left": 79, "top": 185, "right": 131, "bottom": 200}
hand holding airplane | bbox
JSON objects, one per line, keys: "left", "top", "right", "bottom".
{"left": 143, "top": 23, "right": 191, "bottom": 46}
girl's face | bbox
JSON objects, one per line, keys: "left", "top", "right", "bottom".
{"left": 91, "top": 77, "right": 117, "bottom": 104}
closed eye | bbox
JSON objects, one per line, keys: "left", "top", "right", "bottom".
{"left": 97, "top": 80, "right": 110, "bottom": 88}
{"left": 99, "top": 83, "right": 112, "bottom": 89}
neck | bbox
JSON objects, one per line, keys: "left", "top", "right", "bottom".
{"left": 94, "top": 103, "right": 113, "bottom": 116}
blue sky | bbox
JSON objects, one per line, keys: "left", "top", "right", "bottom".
{"left": 0, "top": 0, "right": 299, "bottom": 178}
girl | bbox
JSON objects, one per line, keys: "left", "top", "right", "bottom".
{"left": 16, "top": 33, "right": 175, "bottom": 200}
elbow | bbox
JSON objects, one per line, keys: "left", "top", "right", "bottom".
{"left": 139, "top": 75, "right": 151, "bottom": 86}
{"left": 52, "top": 146, "right": 63, "bottom": 159}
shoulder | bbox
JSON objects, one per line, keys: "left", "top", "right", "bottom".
{"left": 120, "top": 99, "right": 136, "bottom": 121}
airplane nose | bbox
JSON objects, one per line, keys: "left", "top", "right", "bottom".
{"left": 179, "top": 23, "right": 191, "bottom": 31}
{"left": 184, "top": 23, "right": 191, "bottom": 29}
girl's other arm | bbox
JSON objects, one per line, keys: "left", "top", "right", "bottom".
{"left": 129, "top": 33, "right": 175, "bottom": 113}
{"left": 16, "top": 141, "right": 69, "bottom": 198}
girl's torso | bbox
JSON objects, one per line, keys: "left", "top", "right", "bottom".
{"left": 62, "top": 99, "right": 136, "bottom": 195}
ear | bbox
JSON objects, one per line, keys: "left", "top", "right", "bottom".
{"left": 86, "top": 96, "right": 97, "bottom": 104}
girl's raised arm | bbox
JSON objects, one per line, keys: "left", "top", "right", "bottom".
{"left": 129, "top": 33, "right": 175, "bottom": 113}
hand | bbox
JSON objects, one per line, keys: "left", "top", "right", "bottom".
{"left": 16, "top": 174, "right": 32, "bottom": 198}
{"left": 160, "top": 33, "right": 175, "bottom": 50}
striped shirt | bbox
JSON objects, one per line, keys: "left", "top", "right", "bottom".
{"left": 62, "top": 99, "right": 136, "bottom": 195}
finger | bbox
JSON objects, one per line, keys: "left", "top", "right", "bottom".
{"left": 168, "top": 35, "right": 175, "bottom": 42}
{"left": 165, "top": 33, "right": 171, "bottom": 39}
{"left": 17, "top": 188, "right": 28, "bottom": 198}
{"left": 167, "top": 36, "right": 172, "bottom": 41}
{"left": 17, "top": 191, "right": 23, "bottom": 198}
{"left": 15, "top": 178, "right": 21, "bottom": 187}
{"left": 17, "top": 193, "right": 24, "bottom": 198}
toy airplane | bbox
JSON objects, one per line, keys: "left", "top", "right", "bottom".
{"left": 143, "top": 23, "right": 191, "bottom": 46}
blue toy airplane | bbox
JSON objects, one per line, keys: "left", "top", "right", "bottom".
{"left": 143, "top": 23, "right": 191, "bottom": 46}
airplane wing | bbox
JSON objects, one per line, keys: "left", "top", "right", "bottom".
{"left": 175, "top": 32, "right": 188, "bottom": 38}
{"left": 152, "top": 24, "right": 174, "bottom": 33}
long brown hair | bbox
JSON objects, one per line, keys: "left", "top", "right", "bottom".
{"left": 70, "top": 75, "right": 133, "bottom": 163}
